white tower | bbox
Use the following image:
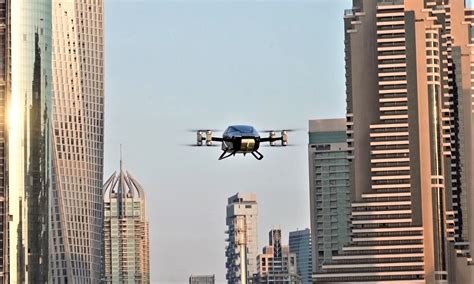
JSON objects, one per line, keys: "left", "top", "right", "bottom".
{"left": 225, "top": 193, "right": 258, "bottom": 283}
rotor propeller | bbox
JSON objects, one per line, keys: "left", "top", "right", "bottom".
{"left": 181, "top": 143, "right": 220, "bottom": 147}
{"left": 259, "top": 128, "right": 302, "bottom": 133}
{"left": 260, "top": 144, "right": 301, "bottom": 147}
{"left": 186, "top": 129, "right": 221, "bottom": 133}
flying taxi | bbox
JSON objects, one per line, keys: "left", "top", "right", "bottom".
{"left": 191, "top": 125, "right": 292, "bottom": 160}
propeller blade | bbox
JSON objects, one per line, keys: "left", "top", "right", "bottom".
{"left": 260, "top": 128, "right": 303, "bottom": 133}
{"left": 186, "top": 129, "right": 221, "bottom": 133}
{"left": 181, "top": 143, "right": 221, "bottom": 147}
{"left": 260, "top": 144, "right": 301, "bottom": 147}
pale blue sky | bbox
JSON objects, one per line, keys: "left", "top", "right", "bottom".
{"left": 104, "top": 0, "right": 350, "bottom": 282}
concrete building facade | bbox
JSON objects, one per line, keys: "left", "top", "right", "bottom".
{"left": 289, "top": 229, "right": 312, "bottom": 284}
{"left": 50, "top": 0, "right": 105, "bottom": 282}
{"left": 308, "top": 119, "right": 350, "bottom": 275}
{"left": 225, "top": 193, "right": 258, "bottom": 284}
{"left": 315, "top": 0, "right": 474, "bottom": 283}
{"left": 103, "top": 160, "right": 150, "bottom": 283}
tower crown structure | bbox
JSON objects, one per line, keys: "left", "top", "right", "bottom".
{"left": 103, "top": 159, "right": 150, "bottom": 283}
{"left": 103, "top": 159, "right": 146, "bottom": 207}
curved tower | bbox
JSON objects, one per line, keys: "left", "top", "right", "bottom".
{"left": 8, "top": 0, "right": 52, "bottom": 282}
{"left": 50, "top": 0, "right": 105, "bottom": 282}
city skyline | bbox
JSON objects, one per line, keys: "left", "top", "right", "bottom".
{"left": 4, "top": 0, "right": 474, "bottom": 283}
{"left": 104, "top": 0, "right": 349, "bottom": 281}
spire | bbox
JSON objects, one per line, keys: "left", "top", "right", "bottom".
{"left": 119, "top": 144, "right": 124, "bottom": 193}
{"left": 119, "top": 144, "right": 125, "bottom": 217}
{"left": 120, "top": 144, "right": 123, "bottom": 172}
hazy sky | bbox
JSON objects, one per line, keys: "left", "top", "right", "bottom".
{"left": 104, "top": 0, "right": 350, "bottom": 282}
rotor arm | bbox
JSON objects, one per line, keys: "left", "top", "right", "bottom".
{"left": 196, "top": 130, "right": 227, "bottom": 146}
{"left": 212, "top": 137, "right": 234, "bottom": 142}
{"left": 260, "top": 137, "right": 282, "bottom": 143}
{"left": 260, "top": 130, "right": 288, "bottom": 146}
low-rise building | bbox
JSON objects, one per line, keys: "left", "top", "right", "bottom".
{"left": 189, "top": 274, "right": 215, "bottom": 284}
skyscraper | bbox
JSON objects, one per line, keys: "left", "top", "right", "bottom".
{"left": 253, "top": 229, "right": 300, "bottom": 284}
{"left": 225, "top": 193, "right": 258, "bottom": 284}
{"left": 315, "top": 0, "right": 474, "bottom": 283}
{"left": 308, "top": 119, "right": 350, "bottom": 275}
{"left": 103, "top": 159, "right": 150, "bottom": 283}
{"left": 50, "top": 0, "right": 105, "bottom": 282}
{"left": 289, "top": 229, "right": 312, "bottom": 284}
{"left": 4, "top": 1, "right": 53, "bottom": 282}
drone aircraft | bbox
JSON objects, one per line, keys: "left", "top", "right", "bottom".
{"left": 190, "top": 125, "right": 292, "bottom": 160}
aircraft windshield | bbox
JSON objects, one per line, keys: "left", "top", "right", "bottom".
{"left": 230, "top": 125, "right": 255, "bottom": 134}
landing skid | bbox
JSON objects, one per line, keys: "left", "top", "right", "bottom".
{"left": 251, "top": 151, "right": 264, "bottom": 160}
{"left": 218, "top": 150, "right": 264, "bottom": 160}
{"left": 219, "top": 150, "right": 237, "bottom": 160}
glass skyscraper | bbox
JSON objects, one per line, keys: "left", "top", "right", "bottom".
{"left": 5, "top": 1, "right": 53, "bottom": 282}
{"left": 289, "top": 228, "right": 312, "bottom": 284}
{"left": 50, "top": 0, "right": 105, "bottom": 282}
{"left": 103, "top": 160, "right": 150, "bottom": 283}
{"left": 308, "top": 119, "right": 350, "bottom": 277}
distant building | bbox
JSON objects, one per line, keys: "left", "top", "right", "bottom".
{"left": 308, "top": 119, "right": 350, "bottom": 273}
{"left": 253, "top": 229, "right": 301, "bottom": 284}
{"left": 225, "top": 193, "right": 258, "bottom": 284}
{"left": 103, "top": 159, "right": 150, "bottom": 283}
{"left": 289, "top": 229, "right": 312, "bottom": 284}
{"left": 189, "top": 274, "right": 215, "bottom": 284}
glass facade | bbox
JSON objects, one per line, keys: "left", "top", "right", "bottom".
{"left": 313, "top": 151, "right": 350, "bottom": 263}
{"left": 467, "top": 0, "right": 474, "bottom": 8}
{"left": 288, "top": 229, "right": 312, "bottom": 284}
{"left": 308, "top": 120, "right": 350, "bottom": 275}
{"left": 9, "top": 0, "right": 52, "bottom": 282}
